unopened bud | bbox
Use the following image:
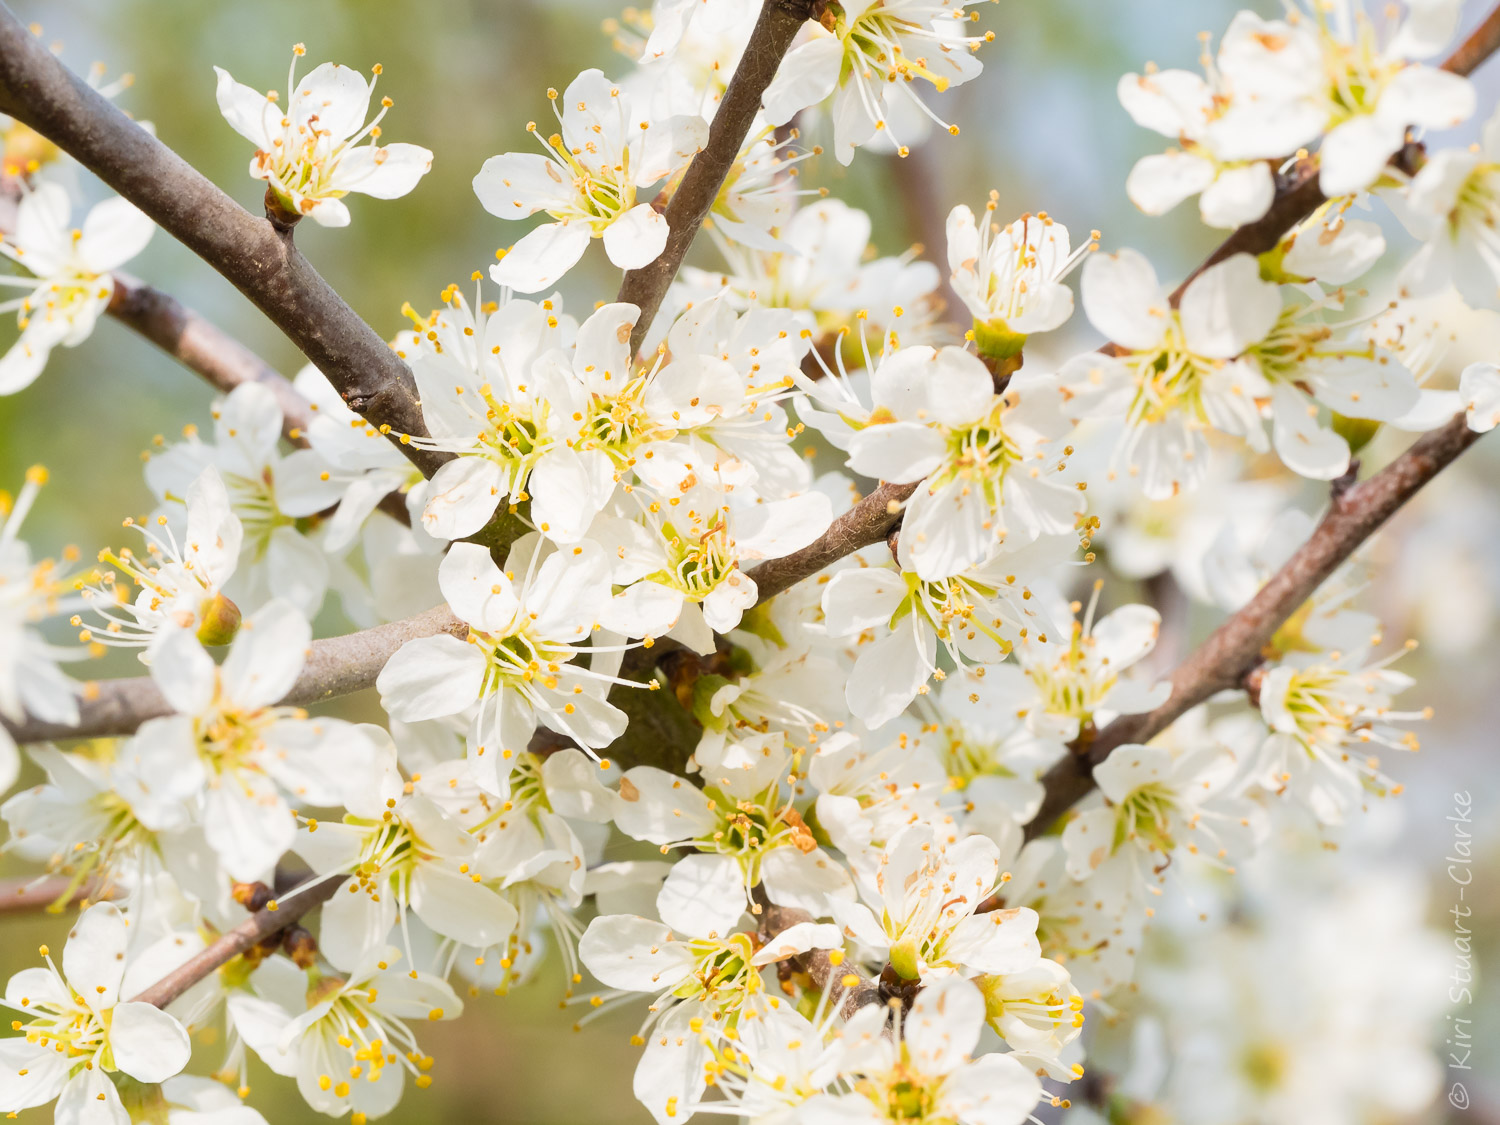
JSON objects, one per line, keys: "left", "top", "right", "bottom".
{"left": 282, "top": 925, "right": 319, "bottom": 968}
{"left": 196, "top": 592, "right": 242, "bottom": 647}
{"left": 232, "top": 881, "right": 274, "bottom": 913}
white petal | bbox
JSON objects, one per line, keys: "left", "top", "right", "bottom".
{"left": 1081, "top": 249, "right": 1169, "bottom": 350}
{"left": 529, "top": 447, "right": 616, "bottom": 544}
{"left": 1379, "top": 65, "right": 1474, "bottom": 131}
{"left": 77, "top": 197, "right": 154, "bottom": 273}
{"left": 0, "top": 1037, "right": 67, "bottom": 1110}
{"left": 821, "top": 567, "right": 905, "bottom": 636}
{"left": 1116, "top": 69, "right": 1212, "bottom": 136}
{"left": 1091, "top": 604, "right": 1161, "bottom": 669}
{"left": 1180, "top": 253, "right": 1280, "bottom": 359}
{"left": 655, "top": 853, "right": 746, "bottom": 939}
{"left": 109, "top": 1002, "right": 191, "bottom": 1082}
{"left": 1198, "top": 163, "right": 1275, "bottom": 229}
{"left": 632, "top": 1002, "right": 711, "bottom": 1125}
{"left": 572, "top": 302, "right": 639, "bottom": 394}
{"left": 1319, "top": 114, "right": 1406, "bottom": 197}
{"left": 411, "top": 863, "right": 520, "bottom": 948}
{"left": 148, "top": 629, "right": 218, "bottom": 716}
{"left": 845, "top": 614, "right": 932, "bottom": 728}
{"left": 762, "top": 37, "right": 843, "bottom": 125}
{"left": 1125, "top": 151, "right": 1215, "bottom": 217}
{"left": 213, "top": 66, "right": 274, "bottom": 146}
{"left": 290, "top": 62, "right": 372, "bottom": 141}
{"left": 376, "top": 633, "right": 486, "bottom": 722}
{"left": 220, "top": 599, "right": 309, "bottom": 710}
{"left": 333, "top": 142, "right": 433, "bottom": 200}
{"left": 1461, "top": 361, "right": 1500, "bottom": 432}
{"left": 203, "top": 779, "right": 294, "bottom": 882}
{"left": 1283, "top": 217, "right": 1385, "bottom": 284}
{"left": 940, "top": 1053, "right": 1043, "bottom": 1125}
{"left": 63, "top": 902, "right": 130, "bottom": 1011}
{"left": 55, "top": 1068, "right": 128, "bottom": 1125}
{"left": 749, "top": 921, "right": 843, "bottom": 966}
{"left": 905, "top": 976, "right": 984, "bottom": 1074}
{"left": 490, "top": 221, "right": 592, "bottom": 294}
{"left": 602, "top": 203, "right": 669, "bottom": 270}
{"left": 601, "top": 580, "right": 683, "bottom": 638}
{"left": 420, "top": 456, "right": 505, "bottom": 541}
{"left": 474, "top": 151, "right": 573, "bottom": 217}
{"left": 760, "top": 846, "right": 855, "bottom": 916}
{"left": 614, "top": 766, "right": 717, "bottom": 844}
{"left": 438, "top": 541, "right": 518, "bottom": 633}
{"left": 579, "top": 914, "right": 693, "bottom": 991}
{"left": 1271, "top": 384, "right": 1349, "bottom": 479}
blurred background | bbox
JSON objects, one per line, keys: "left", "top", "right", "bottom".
{"left": 1, "top": 0, "right": 1497, "bottom": 1121}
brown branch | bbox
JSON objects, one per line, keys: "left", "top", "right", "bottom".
{"left": 1, "top": 603, "right": 465, "bottom": 743}
{"left": 106, "top": 274, "right": 412, "bottom": 527}
{"left": 0, "top": 875, "right": 105, "bottom": 912}
{"left": 1443, "top": 2, "right": 1500, "bottom": 76}
{"left": 756, "top": 16, "right": 1500, "bottom": 601}
{"left": 757, "top": 902, "right": 882, "bottom": 1019}
{"left": 0, "top": 9, "right": 448, "bottom": 479}
{"left": 1166, "top": 155, "right": 1325, "bottom": 305}
{"left": 132, "top": 875, "right": 345, "bottom": 1009}
{"left": 617, "top": 0, "right": 817, "bottom": 354}
{"left": 1025, "top": 410, "right": 1484, "bottom": 841}
{"left": 107, "top": 273, "right": 313, "bottom": 447}
{"left": 745, "top": 481, "right": 917, "bottom": 605}
{"left": 1164, "top": 15, "right": 1500, "bottom": 306}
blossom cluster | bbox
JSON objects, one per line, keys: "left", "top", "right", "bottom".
{"left": 0, "top": 1, "right": 1486, "bottom": 1123}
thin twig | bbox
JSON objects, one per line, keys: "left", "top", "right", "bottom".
{"left": 1443, "top": 1, "right": 1500, "bottom": 76}
{"left": 1163, "top": 11, "right": 1500, "bottom": 305}
{"left": 0, "top": 875, "right": 104, "bottom": 912}
{"left": 132, "top": 876, "right": 345, "bottom": 1009}
{"left": 757, "top": 902, "right": 883, "bottom": 1019}
{"left": 0, "top": 9, "right": 448, "bottom": 479}
{"left": 107, "top": 273, "right": 312, "bottom": 446}
{"left": 1024, "top": 410, "right": 1485, "bottom": 841}
{"left": 1166, "top": 155, "right": 1325, "bottom": 305}
{"left": 746, "top": 481, "right": 917, "bottom": 604}
{"left": 1, "top": 603, "right": 465, "bottom": 743}
{"left": 617, "top": 0, "right": 817, "bottom": 354}
{"left": 107, "top": 274, "right": 412, "bottom": 526}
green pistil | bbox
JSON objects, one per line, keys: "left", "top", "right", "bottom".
{"left": 1116, "top": 782, "right": 1178, "bottom": 852}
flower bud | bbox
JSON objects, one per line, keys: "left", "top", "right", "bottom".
{"left": 889, "top": 936, "right": 922, "bottom": 981}
{"left": 196, "top": 591, "right": 242, "bottom": 647}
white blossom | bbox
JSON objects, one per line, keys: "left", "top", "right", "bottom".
{"left": 0, "top": 903, "right": 191, "bottom": 1119}
{"left": 473, "top": 69, "right": 706, "bottom": 291}
{"left": 0, "top": 183, "right": 153, "bottom": 394}
{"left": 215, "top": 46, "right": 432, "bottom": 226}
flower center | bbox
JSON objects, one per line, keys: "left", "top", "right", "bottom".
{"left": 1123, "top": 319, "right": 1225, "bottom": 427}
{"left": 577, "top": 378, "right": 673, "bottom": 463}
{"left": 654, "top": 517, "right": 737, "bottom": 603}
{"left": 14, "top": 981, "right": 113, "bottom": 1066}
{"left": 673, "top": 933, "right": 762, "bottom": 1012}
{"left": 925, "top": 402, "right": 1023, "bottom": 506}
{"left": 1245, "top": 305, "right": 1373, "bottom": 385}
{"left": 1116, "top": 781, "right": 1178, "bottom": 852}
